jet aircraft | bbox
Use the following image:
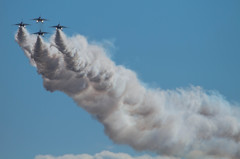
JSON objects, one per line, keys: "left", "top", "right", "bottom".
{"left": 32, "top": 16, "right": 47, "bottom": 23}
{"left": 33, "top": 30, "right": 49, "bottom": 36}
{"left": 15, "top": 21, "right": 30, "bottom": 27}
{"left": 51, "top": 23, "right": 67, "bottom": 30}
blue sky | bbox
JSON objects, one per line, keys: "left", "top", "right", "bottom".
{"left": 1, "top": 0, "right": 240, "bottom": 159}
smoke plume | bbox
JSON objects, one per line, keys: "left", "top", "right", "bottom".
{"left": 15, "top": 27, "right": 240, "bottom": 159}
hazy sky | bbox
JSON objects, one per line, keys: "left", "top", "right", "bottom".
{"left": 1, "top": 0, "right": 240, "bottom": 159}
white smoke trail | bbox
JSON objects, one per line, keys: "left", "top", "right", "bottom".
{"left": 15, "top": 27, "right": 240, "bottom": 159}
{"left": 35, "top": 151, "right": 180, "bottom": 159}
{"left": 15, "top": 27, "right": 37, "bottom": 66}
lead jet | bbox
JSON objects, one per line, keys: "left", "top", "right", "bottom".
{"left": 51, "top": 23, "right": 67, "bottom": 30}
{"left": 33, "top": 30, "right": 49, "bottom": 36}
{"left": 32, "top": 16, "right": 47, "bottom": 23}
{"left": 15, "top": 21, "right": 30, "bottom": 27}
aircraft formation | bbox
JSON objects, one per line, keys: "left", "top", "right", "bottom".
{"left": 15, "top": 16, "right": 67, "bottom": 36}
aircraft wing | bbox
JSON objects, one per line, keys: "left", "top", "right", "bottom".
{"left": 14, "top": 23, "right": 30, "bottom": 26}
{"left": 33, "top": 32, "right": 39, "bottom": 34}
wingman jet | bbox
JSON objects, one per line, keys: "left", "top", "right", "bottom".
{"left": 51, "top": 23, "right": 67, "bottom": 30}
{"left": 33, "top": 30, "right": 49, "bottom": 36}
{"left": 32, "top": 16, "right": 47, "bottom": 23}
{"left": 15, "top": 21, "right": 30, "bottom": 27}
